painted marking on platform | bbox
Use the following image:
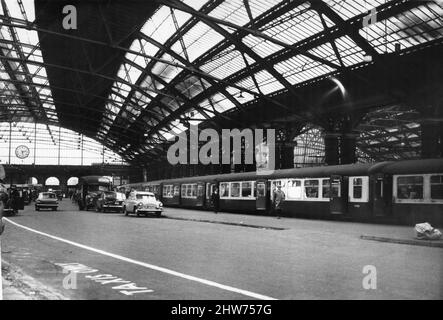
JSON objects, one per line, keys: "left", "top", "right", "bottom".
{"left": 4, "top": 218, "right": 276, "bottom": 300}
{"left": 56, "top": 262, "right": 154, "bottom": 296}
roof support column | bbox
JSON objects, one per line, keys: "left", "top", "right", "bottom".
{"left": 341, "top": 133, "right": 358, "bottom": 165}
{"left": 421, "top": 120, "right": 441, "bottom": 159}
{"left": 324, "top": 132, "right": 340, "bottom": 166}
{"left": 420, "top": 101, "right": 443, "bottom": 159}
{"left": 274, "top": 142, "right": 295, "bottom": 170}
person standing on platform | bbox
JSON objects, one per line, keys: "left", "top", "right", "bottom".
{"left": 211, "top": 186, "right": 220, "bottom": 214}
{"left": 273, "top": 185, "right": 285, "bottom": 219}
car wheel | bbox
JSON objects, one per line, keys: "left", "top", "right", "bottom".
{"left": 36, "top": 207, "right": 39, "bottom": 211}
{"left": 123, "top": 206, "right": 128, "bottom": 216}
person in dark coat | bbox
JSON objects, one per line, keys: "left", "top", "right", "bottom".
{"left": 211, "top": 186, "right": 220, "bottom": 214}
{"left": 273, "top": 185, "right": 285, "bottom": 219}
{"left": 10, "top": 188, "right": 20, "bottom": 214}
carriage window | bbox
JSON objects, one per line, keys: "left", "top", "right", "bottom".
{"left": 397, "top": 176, "right": 423, "bottom": 199}
{"left": 272, "top": 180, "right": 283, "bottom": 190}
{"left": 174, "top": 186, "right": 180, "bottom": 196}
{"left": 304, "top": 180, "right": 319, "bottom": 198}
{"left": 206, "top": 184, "right": 211, "bottom": 199}
{"left": 287, "top": 180, "right": 302, "bottom": 199}
{"left": 241, "top": 182, "right": 253, "bottom": 197}
{"left": 431, "top": 175, "right": 443, "bottom": 200}
{"left": 164, "top": 185, "right": 173, "bottom": 198}
{"left": 322, "top": 179, "right": 331, "bottom": 198}
{"left": 353, "top": 178, "right": 363, "bottom": 199}
{"left": 331, "top": 179, "right": 341, "bottom": 197}
{"left": 186, "top": 185, "right": 192, "bottom": 197}
{"left": 191, "top": 185, "right": 197, "bottom": 197}
{"left": 375, "top": 179, "right": 383, "bottom": 198}
{"left": 257, "top": 182, "right": 265, "bottom": 197}
{"left": 231, "top": 182, "right": 240, "bottom": 198}
{"left": 197, "top": 185, "right": 203, "bottom": 197}
{"left": 181, "top": 185, "right": 186, "bottom": 197}
{"left": 220, "top": 183, "right": 229, "bottom": 198}
{"left": 210, "top": 184, "right": 215, "bottom": 197}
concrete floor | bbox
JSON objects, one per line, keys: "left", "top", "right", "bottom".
{"left": 1, "top": 200, "right": 442, "bottom": 300}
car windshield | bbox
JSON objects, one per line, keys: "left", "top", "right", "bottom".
{"left": 116, "top": 193, "right": 126, "bottom": 200}
{"left": 136, "top": 194, "right": 155, "bottom": 200}
{"left": 41, "top": 193, "right": 56, "bottom": 199}
{"left": 104, "top": 191, "right": 116, "bottom": 198}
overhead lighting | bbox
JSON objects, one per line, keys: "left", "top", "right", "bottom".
{"left": 363, "top": 54, "right": 372, "bottom": 62}
{"left": 331, "top": 77, "right": 346, "bottom": 96}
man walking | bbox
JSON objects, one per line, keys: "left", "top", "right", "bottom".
{"left": 273, "top": 185, "right": 285, "bottom": 219}
{"left": 211, "top": 186, "right": 220, "bottom": 214}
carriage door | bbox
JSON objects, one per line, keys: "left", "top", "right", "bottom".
{"left": 330, "top": 175, "right": 347, "bottom": 215}
{"left": 256, "top": 180, "right": 267, "bottom": 210}
{"left": 205, "top": 182, "right": 215, "bottom": 209}
{"left": 196, "top": 183, "right": 204, "bottom": 207}
{"left": 373, "top": 174, "right": 392, "bottom": 217}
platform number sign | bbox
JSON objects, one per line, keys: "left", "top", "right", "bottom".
{"left": 15, "top": 145, "right": 30, "bottom": 159}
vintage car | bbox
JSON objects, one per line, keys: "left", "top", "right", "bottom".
{"left": 95, "top": 191, "right": 126, "bottom": 213}
{"left": 53, "top": 190, "right": 64, "bottom": 201}
{"left": 84, "top": 191, "right": 102, "bottom": 211}
{"left": 124, "top": 191, "right": 163, "bottom": 217}
{"left": 35, "top": 192, "right": 59, "bottom": 211}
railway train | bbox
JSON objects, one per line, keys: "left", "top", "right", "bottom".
{"left": 120, "top": 159, "right": 443, "bottom": 226}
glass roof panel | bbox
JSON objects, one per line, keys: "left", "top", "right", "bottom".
{"left": 208, "top": 0, "right": 251, "bottom": 30}
{"left": 360, "top": 1, "right": 443, "bottom": 54}
{"left": 260, "top": 3, "right": 323, "bottom": 46}
{"left": 323, "top": 0, "right": 386, "bottom": 20}
{"left": 0, "top": 122, "right": 126, "bottom": 165}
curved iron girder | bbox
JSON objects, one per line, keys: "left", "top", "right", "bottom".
{"left": 0, "top": 75, "right": 166, "bottom": 125}
{"left": 157, "top": 0, "right": 341, "bottom": 70}
{"left": 108, "top": 0, "right": 225, "bottom": 128}
{"left": 133, "top": 30, "right": 305, "bottom": 140}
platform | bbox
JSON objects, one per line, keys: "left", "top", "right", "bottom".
{"left": 1, "top": 201, "right": 442, "bottom": 300}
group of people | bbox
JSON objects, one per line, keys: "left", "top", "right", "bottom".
{"left": 210, "top": 184, "right": 285, "bottom": 218}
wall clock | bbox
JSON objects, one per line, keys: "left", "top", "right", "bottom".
{"left": 15, "top": 145, "right": 30, "bottom": 159}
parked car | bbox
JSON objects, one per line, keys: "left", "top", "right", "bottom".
{"left": 54, "top": 190, "right": 64, "bottom": 201}
{"left": 95, "top": 191, "right": 126, "bottom": 213}
{"left": 85, "top": 191, "right": 101, "bottom": 211}
{"left": 124, "top": 191, "right": 163, "bottom": 217}
{"left": 35, "top": 192, "right": 58, "bottom": 211}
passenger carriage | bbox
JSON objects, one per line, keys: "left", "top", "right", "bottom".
{"left": 121, "top": 159, "right": 443, "bottom": 226}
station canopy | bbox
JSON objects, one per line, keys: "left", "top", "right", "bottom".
{"left": 0, "top": 0, "right": 442, "bottom": 165}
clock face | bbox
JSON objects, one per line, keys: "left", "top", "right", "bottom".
{"left": 15, "top": 145, "right": 30, "bottom": 159}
